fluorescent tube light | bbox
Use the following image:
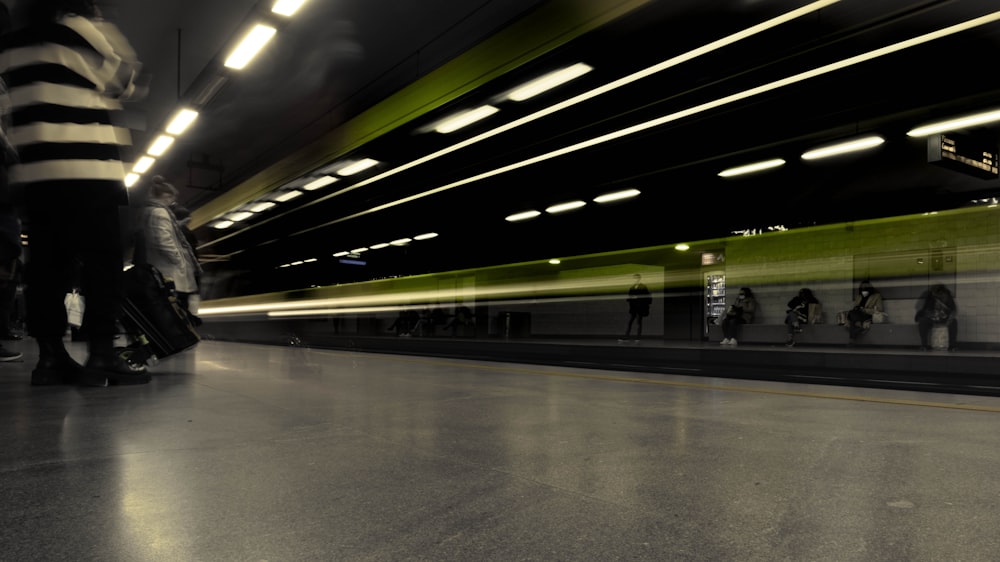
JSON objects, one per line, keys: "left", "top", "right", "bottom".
{"left": 165, "top": 109, "right": 198, "bottom": 135}
{"left": 906, "top": 108, "right": 1000, "bottom": 137}
{"left": 545, "top": 200, "right": 586, "bottom": 214}
{"left": 133, "top": 156, "right": 156, "bottom": 173}
{"left": 718, "top": 159, "right": 786, "bottom": 177}
{"left": 227, "top": 211, "right": 254, "bottom": 222}
{"left": 225, "top": 24, "right": 277, "bottom": 70}
{"left": 675, "top": 244, "right": 691, "bottom": 251}
{"left": 303, "top": 175, "right": 338, "bottom": 190}
{"left": 303, "top": 258, "right": 318, "bottom": 263}
{"left": 212, "top": 221, "right": 234, "bottom": 230}
{"left": 390, "top": 238, "right": 412, "bottom": 246}
{"left": 273, "top": 190, "right": 303, "bottom": 202}
{"left": 337, "top": 158, "right": 379, "bottom": 176}
{"left": 507, "top": 63, "right": 593, "bottom": 101}
{"left": 505, "top": 210, "right": 541, "bottom": 222}
{"left": 802, "top": 136, "right": 884, "bottom": 160}
{"left": 351, "top": 247, "right": 369, "bottom": 253}
{"left": 549, "top": 259, "right": 561, "bottom": 265}
{"left": 413, "top": 232, "right": 438, "bottom": 240}
{"left": 124, "top": 173, "right": 140, "bottom": 188}
{"left": 333, "top": 251, "right": 350, "bottom": 257}
{"left": 147, "top": 135, "right": 175, "bottom": 157}
{"left": 272, "top": 0, "right": 307, "bottom": 16}
{"left": 249, "top": 201, "right": 277, "bottom": 212}
{"left": 369, "top": 243, "right": 390, "bottom": 250}
{"left": 435, "top": 106, "right": 499, "bottom": 133}
{"left": 593, "top": 189, "right": 640, "bottom": 203}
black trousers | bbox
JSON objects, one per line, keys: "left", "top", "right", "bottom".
{"left": 25, "top": 193, "right": 124, "bottom": 343}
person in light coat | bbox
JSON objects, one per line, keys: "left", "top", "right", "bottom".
{"left": 140, "top": 176, "right": 200, "bottom": 314}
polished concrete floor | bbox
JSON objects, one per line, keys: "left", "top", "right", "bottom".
{"left": 3, "top": 339, "right": 1000, "bottom": 561}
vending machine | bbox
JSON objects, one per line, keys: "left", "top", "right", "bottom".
{"left": 705, "top": 272, "right": 726, "bottom": 336}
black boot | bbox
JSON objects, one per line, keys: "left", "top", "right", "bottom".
{"left": 83, "top": 336, "right": 150, "bottom": 386}
{"left": 31, "top": 337, "right": 99, "bottom": 386}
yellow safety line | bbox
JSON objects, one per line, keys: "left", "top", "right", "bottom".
{"left": 315, "top": 349, "right": 1000, "bottom": 413}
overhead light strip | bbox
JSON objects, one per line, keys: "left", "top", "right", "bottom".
{"left": 224, "top": 24, "right": 277, "bottom": 70}
{"left": 202, "top": 0, "right": 840, "bottom": 248}
{"left": 282, "top": 9, "right": 1000, "bottom": 234}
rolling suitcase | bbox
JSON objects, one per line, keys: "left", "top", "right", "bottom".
{"left": 116, "top": 264, "right": 200, "bottom": 367}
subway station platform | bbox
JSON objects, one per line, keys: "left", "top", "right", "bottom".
{"left": 3, "top": 338, "right": 1000, "bottom": 560}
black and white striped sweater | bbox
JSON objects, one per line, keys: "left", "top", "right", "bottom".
{"left": 0, "top": 14, "right": 141, "bottom": 198}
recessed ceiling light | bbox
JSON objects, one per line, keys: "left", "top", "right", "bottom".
{"left": 593, "top": 189, "right": 640, "bottom": 203}
{"left": 801, "top": 135, "right": 884, "bottom": 160}
{"left": 545, "top": 200, "right": 586, "bottom": 214}
{"left": 133, "top": 156, "right": 156, "bottom": 173}
{"left": 907, "top": 108, "right": 1000, "bottom": 137}
{"left": 675, "top": 244, "right": 690, "bottom": 251}
{"left": 273, "top": 190, "right": 303, "bottom": 202}
{"left": 272, "top": 0, "right": 307, "bottom": 16}
{"left": 337, "top": 158, "right": 379, "bottom": 176}
{"left": 507, "top": 63, "right": 593, "bottom": 101}
{"left": 147, "top": 135, "right": 175, "bottom": 157}
{"left": 505, "top": 210, "right": 541, "bottom": 222}
{"left": 303, "top": 175, "right": 338, "bottom": 190}
{"left": 249, "top": 201, "right": 277, "bottom": 212}
{"left": 227, "top": 211, "right": 254, "bottom": 222}
{"left": 165, "top": 109, "right": 198, "bottom": 135}
{"left": 224, "top": 24, "right": 277, "bottom": 70}
{"left": 212, "top": 220, "right": 234, "bottom": 230}
{"left": 718, "top": 159, "right": 786, "bottom": 177}
{"left": 434, "top": 106, "right": 500, "bottom": 133}
{"left": 549, "top": 259, "right": 561, "bottom": 265}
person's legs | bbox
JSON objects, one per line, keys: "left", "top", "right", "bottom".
{"left": 24, "top": 197, "right": 91, "bottom": 384}
{"left": 624, "top": 313, "right": 636, "bottom": 336}
{"left": 947, "top": 318, "right": 958, "bottom": 350}
{"left": 76, "top": 202, "right": 148, "bottom": 384}
{"left": 635, "top": 316, "right": 643, "bottom": 339}
{"left": 917, "top": 317, "right": 932, "bottom": 348}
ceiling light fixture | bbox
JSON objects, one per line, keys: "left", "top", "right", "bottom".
{"left": 212, "top": 220, "right": 234, "bottom": 230}
{"left": 906, "top": 108, "right": 1000, "bottom": 137}
{"left": 390, "top": 238, "right": 412, "bottom": 246}
{"left": 147, "top": 135, "right": 175, "bottom": 157}
{"left": 435, "top": 106, "right": 500, "bottom": 133}
{"left": 272, "top": 0, "right": 307, "bottom": 17}
{"left": 593, "top": 188, "right": 640, "bottom": 203}
{"left": 227, "top": 211, "right": 255, "bottom": 222}
{"left": 303, "top": 175, "right": 338, "bottom": 190}
{"left": 165, "top": 109, "right": 198, "bottom": 135}
{"left": 273, "top": 190, "right": 303, "bottom": 202}
{"left": 124, "top": 173, "right": 140, "bottom": 188}
{"left": 133, "top": 156, "right": 156, "bottom": 174}
{"left": 264, "top": 9, "right": 1000, "bottom": 242}
{"left": 203, "top": 0, "right": 841, "bottom": 248}
{"left": 675, "top": 244, "right": 691, "bottom": 251}
{"left": 351, "top": 247, "right": 369, "bottom": 253}
{"left": 337, "top": 158, "right": 379, "bottom": 176}
{"left": 507, "top": 63, "right": 593, "bottom": 101}
{"left": 505, "top": 210, "right": 541, "bottom": 222}
{"left": 224, "top": 24, "right": 277, "bottom": 70}
{"left": 333, "top": 251, "right": 350, "bottom": 257}
{"left": 413, "top": 232, "right": 438, "bottom": 240}
{"left": 369, "top": 243, "right": 390, "bottom": 250}
{"left": 545, "top": 201, "right": 586, "bottom": 214}
{"left": 249, "top": 201, "right": 277, "bottom": 212}
{"left": 718, "top": 159, "right": 786, "bottom": 177}
{"left": 801, "top": 135, "right": 885, "bottom": 160}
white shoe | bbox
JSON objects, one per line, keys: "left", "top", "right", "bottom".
{"left": 730, "top": 339, "right": 738, "bottom": 346}
{"left": 720, "top": 338, "right": 730, "bottom": 345}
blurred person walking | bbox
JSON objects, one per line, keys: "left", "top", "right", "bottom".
{"left": 0, "top": 1, "right": 21, "bottom": 360}
{"left": 0, "top": 0, "right": 149, "bottom": 385}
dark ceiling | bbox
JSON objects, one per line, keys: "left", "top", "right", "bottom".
{"left": 41, "top": 1, "right": 1000, "bottom": 296}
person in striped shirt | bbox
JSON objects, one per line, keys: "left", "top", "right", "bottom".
{"left": 0, "top": 0, "right": 149, "bottom": 385}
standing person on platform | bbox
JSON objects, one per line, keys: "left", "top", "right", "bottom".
{"left": 620, "top": 273, "right": 652, "bottom": 342}
{"left": 0, "top": 0, "right": 150, "bottom": 385}
{"left": 0, "top": 1, "right": 21, "bottom": 361}
{"left": 139, "top": 176, "right": 200, "bottom": 317}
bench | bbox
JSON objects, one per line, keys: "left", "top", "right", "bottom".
{"left": 709, "top": 322, "right": 922, "bottom": 347}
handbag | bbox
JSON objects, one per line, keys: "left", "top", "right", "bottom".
{"left": 64, "top": 290, "right": 85, "bottom": 328}
{"left": 872, "top": 311, "right": 888, "bottom": 324}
